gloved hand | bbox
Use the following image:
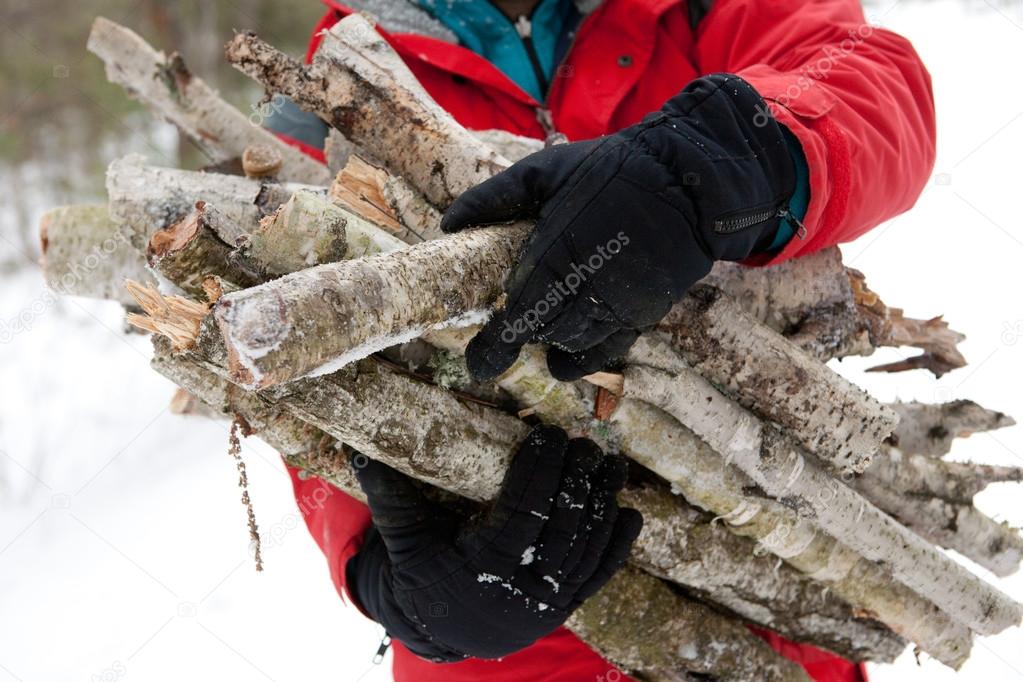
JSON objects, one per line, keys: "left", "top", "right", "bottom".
{"left": 441, "top": 73, "right": 798, "bottom": 381}
{"left": 345, "top": 425, "right": 643, "bottom": 662}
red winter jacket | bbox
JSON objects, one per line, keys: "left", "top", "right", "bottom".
{"left": 286, "top": 0, "right": 935, "bottom": 679}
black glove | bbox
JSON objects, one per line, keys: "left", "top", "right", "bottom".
{"left": 345, "top": 425, "right": 643, "bottom": 662}
{"left": 441, "top": 73, "right": 798, "bottom": 381}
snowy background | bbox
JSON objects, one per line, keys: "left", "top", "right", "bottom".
{"left": 2, "top": 0, "right": 1022, "bottom": 680}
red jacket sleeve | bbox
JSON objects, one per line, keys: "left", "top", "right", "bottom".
{"left": 287, "top": 464, "right": 372, "bottom": 607}
{"left": 693, "top": 0, "right": 936, "bottom": 264}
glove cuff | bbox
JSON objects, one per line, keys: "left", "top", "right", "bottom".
{"left": 655, "top": 73, "right": 798, "bottom": 262}
{"left": 346, "top": 528, "right": 469, "bottom": 663}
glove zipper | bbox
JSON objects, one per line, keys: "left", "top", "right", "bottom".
{"left": 372, "top": 633, "right": 392, "bottom": 664}
{"left": 714, "top": 204, "right": 807, "bottom": 239}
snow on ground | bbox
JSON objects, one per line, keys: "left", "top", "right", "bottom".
{"left": 0, "top": 267, "right": 393, "bottom": 681}
{"left": 1, "top": 1, "right": 1022, "bottom": 680}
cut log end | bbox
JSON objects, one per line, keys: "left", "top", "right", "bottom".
{"left": 149, "top": 203, "right": 203, "bottom": 261}
{"left": 242, "top": 143, "right": 283, "bottom": 178}
{"left": 330, "top": 155, "right": 405, "bottom": 235}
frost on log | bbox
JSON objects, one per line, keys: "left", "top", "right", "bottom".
{"left": 39, "top": 14, "right": 1023, "bottom": 680}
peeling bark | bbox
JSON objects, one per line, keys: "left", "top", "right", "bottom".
{"left": 329, "top": 154, "right": 443, "bottom": 243}
{"left": 88, "top": 18, "right": 331, "bottom": 186}
{"left": 849, "top": 270, "right": 967, "bottom": 377}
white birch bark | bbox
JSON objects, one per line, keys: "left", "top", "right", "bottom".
{"left": 851, "top": 473, "right": 1023, "bottom": 577}
{"left": 38, "top": 204, "right": 155, "bottom": 305}
{"left": 622, "top": 361, "right": 1022, "bottom": 636}
{"left": 132, "top": 201, "right": 906, "bottom": 661}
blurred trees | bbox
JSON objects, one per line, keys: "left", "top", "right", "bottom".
{"left": 0, "top": 1, "right": 322, "bottom": 265}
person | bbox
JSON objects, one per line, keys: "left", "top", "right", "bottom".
{"left": 268, "top": 0, "right": 936, "bottom": 679}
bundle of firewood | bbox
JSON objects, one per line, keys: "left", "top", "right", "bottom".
{"left": 39, "top": 15, "right": 1023, "bottom": 681}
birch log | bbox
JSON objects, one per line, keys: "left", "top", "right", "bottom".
{"left": 212, "top": 225, "right": 528, "bottom": 387}
{"left": 224, "top": 18, "right": 509, "bottom": 207}
{"left": 850, "top": 474, "right": 1023, "bottom": 577}
{"left": 223, "top": 15, "right": 897, "bottom": 475}
{"left": 655, "top": 285, "right": 897, "bottom": 474}
{"left": 863, "top": 448, "right": 1023, "bottom": 503}
{"left": 127, "top": 179, "right": 906, "bottom": 661}
{"left": 621, "top": 362, "right": 1023, "bottom": 636}
{"left": 705, "top": 249, "right": 874, "bottom": 361}
{"left": 106, "top": 155, "right": 321, "bottom": 251}
{"left": 116, "top": 152, "right": 969, "bottom": 662}
{"left": 889, "top": 400, "right": 1015, "bottom": 457}
{"left": 39, "top": 204, "right": 155, "bottom": 305}
{"left": 146, "top": 201, "right": 264, "bottom": 297}
{"left": 88, "top": 17, "right": 331, "bottom": 186}
{"left": 152, "top": 352, "right": 814, "bottom": 680}
{"left": 239, "top": 190, "right": 349, "bottom": 276}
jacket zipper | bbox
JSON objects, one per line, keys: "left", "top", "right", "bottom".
{"left": 485, "top": 0, "right": 595, "bottom": 136}
{"left": 714, "top": 205, "right": 807, "bottom": 239}
{"left": 514, "top": 15, "right": 551, "bottom": 99}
